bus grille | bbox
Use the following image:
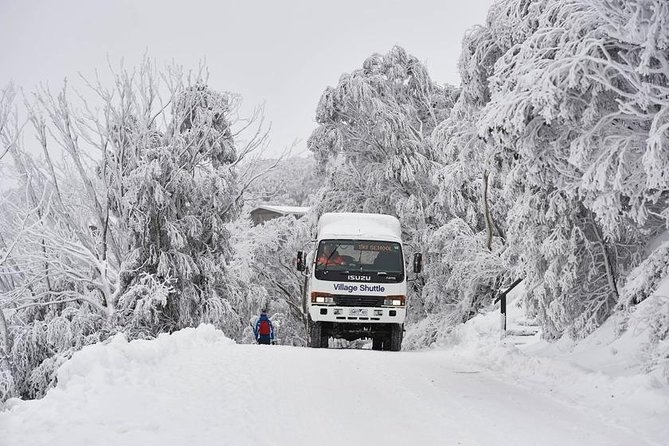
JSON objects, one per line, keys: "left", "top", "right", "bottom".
{"left": 333, "top": 295, "right": 384, "bottom": 307}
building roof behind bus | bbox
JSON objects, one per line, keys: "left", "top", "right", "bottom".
{"left": 317, "top": 213, "right": 402, "bottom": 242}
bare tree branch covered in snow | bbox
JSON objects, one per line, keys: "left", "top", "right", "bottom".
{"left": 241, "top": 156, "right": 319, "bottom": 208}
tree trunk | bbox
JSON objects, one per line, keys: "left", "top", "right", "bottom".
{"left": 483, "top": 171, "right": 494, "bottom": 252}
{"left": 0, "top": 307, "right": 11, "bottom": 370}
{"left": 589, "top": 212, "right": 619, "bottom": 302}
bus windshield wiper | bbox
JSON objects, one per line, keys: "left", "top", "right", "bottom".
{"left": 324, "top": 243, "right": 342, "bottom": 265}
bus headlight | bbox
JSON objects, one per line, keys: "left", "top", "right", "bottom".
{"left": 311, "top": 292, "right": 334, "bottom": 304}
{"left": 383, "top": 295, "right": 406, "bottom": 306}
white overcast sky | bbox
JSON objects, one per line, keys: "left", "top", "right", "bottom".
{"left": 0, "top": 0, "right": 495, "bottom": 157}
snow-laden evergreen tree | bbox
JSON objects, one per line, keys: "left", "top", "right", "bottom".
{"left": 105, "top": 79, "right": 242, "bottom": 334}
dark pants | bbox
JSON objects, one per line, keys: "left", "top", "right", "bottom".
{"left": 257, "top": 335, "right": 271, "bottom": 345}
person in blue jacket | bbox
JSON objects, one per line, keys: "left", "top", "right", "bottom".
{"left": 254, "top": 309, "right": 275, "bottom": 345}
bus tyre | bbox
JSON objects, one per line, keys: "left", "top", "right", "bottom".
{"left": 310, "top": 321, "right": 324, "bottom": 348}
{"left": 372, "top": 337, "right": 383, "bottom": 350}
{"left": 389, "top": 324, "right": 403, "bottom": 352}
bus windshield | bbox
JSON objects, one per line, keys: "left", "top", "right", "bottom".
{"left": 314, "top": 240, "right": 404, "bottom": 283}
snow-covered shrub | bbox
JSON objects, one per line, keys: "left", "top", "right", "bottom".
{"left": 619, "top": 242, "right": 669, "bottom": 308}
{"left": 617, "top": 243, "right": 669, "bottom": 381}
{"left": 6, "top": 307, "right": 106, "bottom": 399}
{"left": 646, "top": 295, "right": 669, "bottom": 381}
{"left": 402, "top": 312, "right": 451, "bottom": 350}
{"left": 413, "top": 219, "right": 508, "bottom": 327}
{"left": 0, "top": 367, "right": 14, "bottom": 406}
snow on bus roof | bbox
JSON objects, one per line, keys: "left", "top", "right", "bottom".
{"left": 317, "top": 212, "right": 402, "bottom": 242}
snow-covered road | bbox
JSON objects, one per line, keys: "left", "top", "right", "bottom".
{"left": 0, "top": 326, "right": 660, "bottom": 446}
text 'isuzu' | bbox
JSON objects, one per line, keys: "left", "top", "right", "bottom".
{"left": 296, "top": 213, "right": 422, "bottom": 351}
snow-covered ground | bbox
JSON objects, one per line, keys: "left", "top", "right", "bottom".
{"left": 1, "top": 320, "right": 667, "bottom": 446}
{"left": 438, "top": 298, "right": 669, "bottom": 446}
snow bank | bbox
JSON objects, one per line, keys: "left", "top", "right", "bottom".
{"left": 424, "top": 291, "right": 669, "bottom": 445}
{"left": 50, "top": 324, "right": 235, "bottom": 393}
{"left": 2, "top": 322, "right": 656, "bottom": 446}
{"left": 1, "top": 325, "right": 236, "bottom": 431}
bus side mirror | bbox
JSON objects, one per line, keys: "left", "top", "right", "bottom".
{"left": 296, "top": 251, "right": 305, "bottom": 272}
{"left": 413, "top": 252, "right": 423, "bottom": 274}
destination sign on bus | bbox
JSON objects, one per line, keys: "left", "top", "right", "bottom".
{"left": 354, "top": 242, "right": 396, "bottom": 252}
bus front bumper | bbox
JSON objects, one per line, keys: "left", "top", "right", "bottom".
{"left": 309, "top": 305, "right": 406, "bottom": 324}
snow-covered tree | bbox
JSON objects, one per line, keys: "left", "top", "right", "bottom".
{"left": 101, "top": 77, "right": 244, "bottom": 333}
{"left": 414, "top": 14, "right": 520, "bottom": 331}
{"left": 0, "top": 59, "right": 266, "bottom": 399}
{"left": 242, "top": 156, "right": 319, "bottom": 207}
{"left": 227, "top": 214, "right": 315, "bottom": 345}
{"left": 308, "top": 46, "right": 457, "bottom": 229}
{"left": 0, "top": 84, "right": 17, "bottom": 163}
{"left": 481, "top": 0, "right": 669, "bottom": 237}
{"left": 472, "top": 0, "right": 669, "bottom": 338}
{"left": 307, "top": 46, "right": 514, "bottom": 335}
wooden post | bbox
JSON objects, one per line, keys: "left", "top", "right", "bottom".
{"left": 500, "top": 293, "right": 507, "bottom": 339}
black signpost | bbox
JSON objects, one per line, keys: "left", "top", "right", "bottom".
{"left": 494, "top": 278, "right": 523, "bottom": 339}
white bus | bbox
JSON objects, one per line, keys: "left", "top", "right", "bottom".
{"left": 296, "top": 213, "right": 422, "bottom": 351}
